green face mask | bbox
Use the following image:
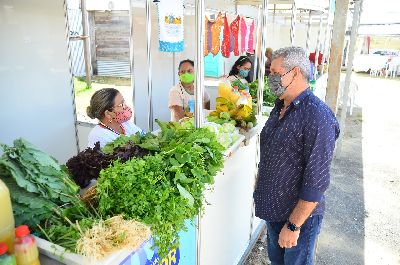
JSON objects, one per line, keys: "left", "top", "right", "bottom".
{"left": 179, "top": 73, "right": 195, "bottom": 84}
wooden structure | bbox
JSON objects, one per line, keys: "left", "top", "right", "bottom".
{"left": 88, "top": 11, "right": 130, "bottom": 76}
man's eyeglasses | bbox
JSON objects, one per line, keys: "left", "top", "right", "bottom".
{"left": 269, "top": 68, "right": 294, "bottom": 78}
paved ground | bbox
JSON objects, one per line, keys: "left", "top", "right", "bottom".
{"left": 245, "top": 73, "right": 400, "bottom": 265}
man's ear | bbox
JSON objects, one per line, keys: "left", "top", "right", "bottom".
{"left": 294, "top": 66, "right": 301, "bottom": 78}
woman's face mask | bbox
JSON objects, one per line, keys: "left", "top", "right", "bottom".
{"left": 179, "top": 72, "right": 195, "bottom": 84}
{"left": 268, "top": 68, "right": 294, "bottom": 97}
{"left": 113, "top": 106, "right": 132, "bottom": 124}
{"left": 239, "top": 68, "right": 250, "bottom": 78}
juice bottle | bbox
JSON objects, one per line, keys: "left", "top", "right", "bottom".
{"left": 0, "top": 179, "right": 15, "bottom": 253}
{"left": 14, "top": 226, "right": 40, "bottom": 265}
{"left": 0, "top": 243, "right": 16, "bottom": 265}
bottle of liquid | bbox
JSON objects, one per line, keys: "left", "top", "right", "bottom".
{"left": 14, "top": 226, "right": 40, "bottom": 265}
{"left": 0, "top": 242, "right": 16, "bottom": 265}
{"left": 0, "top": 179, "right": 15, "bottom": 253}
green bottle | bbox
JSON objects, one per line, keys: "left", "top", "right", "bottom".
{"left": 0, "top": 243, "right": 16, "bottom": 265}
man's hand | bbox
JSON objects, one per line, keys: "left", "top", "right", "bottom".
{"left": 278, "top": 225, "right": 300, "bottom": 248}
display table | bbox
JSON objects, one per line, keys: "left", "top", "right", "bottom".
{"left": 38, "top": 118, "right": 267, "bottom": 265}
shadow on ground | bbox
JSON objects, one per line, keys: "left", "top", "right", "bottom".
{"left": 316, "top": 106, "right": 365, "bottom": 265}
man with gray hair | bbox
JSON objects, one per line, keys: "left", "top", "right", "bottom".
{"left": 253, "top": 46, "right": 339, "bottom": 264}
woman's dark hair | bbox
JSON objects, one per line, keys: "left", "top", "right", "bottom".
{"left": 178, "top": 59, "right": 194, "bottom": 70}
{"left": 229, "top": 56, "right": 252, "bottom": 80}
{"left": 86, "top": 88, "right": 119, "bottom": 120}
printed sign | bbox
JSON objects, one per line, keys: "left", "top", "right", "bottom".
{"left": 157, "top": 0, "right": 184, "bottom": 52}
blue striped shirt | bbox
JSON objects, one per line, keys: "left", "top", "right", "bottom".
{"left": 254, "top": 88, "right": 340, "bottom": 222}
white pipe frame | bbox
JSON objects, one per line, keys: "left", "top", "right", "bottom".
{"left": 305, "top": 9, "right": 313, "bottom": 54}
{"left": 145, "top": 0, "right": 153, "bottom": 131}
{"left": 314, "top": 13, "right": 324, "bottom": 79}
{"left": 129, "top": 0, "right": 136, "bottom": 123}
{"left": 336, "top": 0, "right": 363, "bottom": 156}
{"left": 194, "top": 1, "right": 205, "bottom": 264}
{"left": 290, "top": 3, "right": 297, "bottom": 45}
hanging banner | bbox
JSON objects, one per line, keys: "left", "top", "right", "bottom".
{"left": 157, "top": 0, "right": 184, "bottom": 52}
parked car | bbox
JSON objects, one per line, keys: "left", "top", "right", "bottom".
{"left": 352, "top": 49, "right": 400, "bottom": 73}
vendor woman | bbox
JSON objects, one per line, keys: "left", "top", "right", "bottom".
{"left": 86, "top": 88, "right": 142, "bottom": 148}
{"left": 168, "top": 59, "right": 210, "bottom": 121}
{"left": 228, "top": 56, "right": 253, "bottom": 88}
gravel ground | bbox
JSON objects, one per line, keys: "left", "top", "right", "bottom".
{"left": 245, "top": 74, "right": 400, "bottom": 265}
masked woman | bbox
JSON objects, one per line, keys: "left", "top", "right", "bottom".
{"left": 228, "top": 56, "right": 253, "bottom": 89}
{"left": 168, "top": 59, "right": 210, "bottom": 121}
{"left": 86, "top": 88, "right": 142, "bottom": 148}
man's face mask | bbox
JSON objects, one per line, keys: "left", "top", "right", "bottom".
{"left": 268, "top": 68, "right": 294, "bottom": 97}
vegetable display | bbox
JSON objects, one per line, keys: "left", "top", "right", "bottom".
{"left": 207, "top": 97, "right": 257, "bottom": 131}
{"left": 97, "top": 120, "right": 224, "bottom": 258}
{"left": 76, "top": 215, "right": 151, "bottom": 260}
{"left": 202, "top": 122, "right": 242, "bottom": 149}
{"left": 0, "top": 139, "right": 79, "bottom": 227}
{"left": 66, "top": 141, "right": 150, "bottom": 188}
{"left": 1, "top": 117, "right": 229, "bottom": 260}
{"left": 249, "top": 77, "right": 277, "bottom": 107}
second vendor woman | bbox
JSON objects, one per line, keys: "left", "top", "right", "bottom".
{"left": 168, "top": 59, "right": 210, "bottom": 121}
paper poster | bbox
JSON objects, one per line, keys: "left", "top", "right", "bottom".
{"left": 157, "top": 0, "right": 184, "bottom": 52}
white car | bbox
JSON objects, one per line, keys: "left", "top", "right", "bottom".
{"left": 353, "top": 49, "right": 400, "bottom": 73}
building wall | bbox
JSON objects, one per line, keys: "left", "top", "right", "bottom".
{"left": 0, "top": 0, "right": 79, "bottom": 163}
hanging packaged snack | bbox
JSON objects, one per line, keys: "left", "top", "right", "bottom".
{"left": 240, "top": 17, "right": 247, "bottom": 54}
{"left": 247, "top": 19, "right": 255, "bottom": 53}
{"left": 230, "top": 15, "right": 240, "bottom": 56}
{"left": 221, "top": 14, "right": 231, "bottom": 58}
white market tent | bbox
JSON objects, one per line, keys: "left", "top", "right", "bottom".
{"left": 1, "top": 0, "right": 357, "bottom": 264}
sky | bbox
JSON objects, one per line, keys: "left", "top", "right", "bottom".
{"left": 360, "top": 0, "right": 400, "bottom": 24}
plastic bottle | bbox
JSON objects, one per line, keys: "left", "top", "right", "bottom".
{"left": 188, "top": 99, "right": 195, "bottom": 113}
{"left": 0, "top": 242, "right": 16, "bottom": 265}
{"left": 0, "top": 180, "right": 15, "bottom": 253}
{"left": 14, "top": 226, "right": 40, "bottom": 265}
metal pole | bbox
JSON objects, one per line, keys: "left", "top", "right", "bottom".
{"left": 173, "top": 52, "right": 176, "bottom": 85}
{"left": 250, "top": 0, "right": 268, "bottom": 242}
{"left": 336, "top": 0, "right": 363, "bottom": 156}
{"left": 80, "top": 0, "right": 91, "bottom": 87}
{"left": 252, "top": 5, "right": 262, "bottom": 82}
{"left": 63, "top": 0, "right": 80, "bottom": 153}
{"left": 195, "top": 1, "right": 205, "bottom": 263}
{"left": 129, "top": 0, "right": 136, "bottom": 123}
{"left": 257, "top": 0, "right": 268, "bottom": 115}
{"left": 145, "top": 0, "right": 153, "bottom": 131}
{"left": 314, "top": 13, "right": 324, "bottom": 79}
{"left": 290, "top": 3, "right": 297, "bottom": 45}
{"left": 321, "top": 19, "right": 331, "bottom": 75}
{"left": 323, "top": 0, "right": 335, "bottom": 73}
{"left": 194, "top": 0, "right": 205, "bottom": 129}
{"left": 325, "top": 0, "right": 351, "bottom": 113}
{"left": 324, "top": 26, "right": 333, "bottom": 71}
{"left": 305, "top": 10, "right": 313, "bottom": 54}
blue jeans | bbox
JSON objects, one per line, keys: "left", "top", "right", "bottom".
{"left": 266, "top": 215, "right": 323, "bottom": 265}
